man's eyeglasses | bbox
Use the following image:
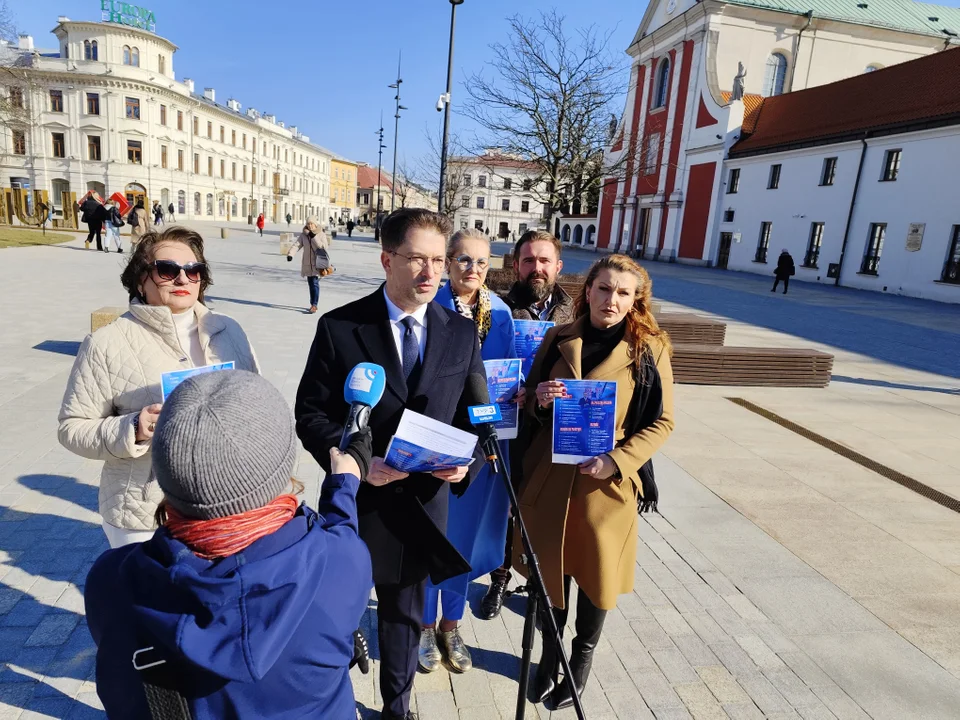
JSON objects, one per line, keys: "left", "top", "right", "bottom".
{"left": 389, "top": 251, "right": 446, "bottom": 273}
{"left": 153, "top": 260, "right": 206, "bottom": 283}
{"left": 451, "top": 255, "right": 489, "bottom": 272}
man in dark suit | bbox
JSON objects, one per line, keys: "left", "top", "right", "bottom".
{"left": 295, "top": 208, "right": 485, "bottom": 720}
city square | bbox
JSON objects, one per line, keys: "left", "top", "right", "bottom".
{"left": 0, "top": 222, "right": 957, "bottom": 719}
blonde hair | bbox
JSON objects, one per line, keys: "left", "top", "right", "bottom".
{"left": 574, "top": 254, "right": 672, "bottom": 368}
{"left": 447, "top": 227, "right": 489, "bottom": 256}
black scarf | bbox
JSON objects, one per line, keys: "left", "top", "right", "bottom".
{"left": 624, "top": 348, "right": 664, "bottom": 513}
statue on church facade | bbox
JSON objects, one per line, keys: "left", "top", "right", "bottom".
{"left": 732, "top": 62, "right": 747, "bottom": 101}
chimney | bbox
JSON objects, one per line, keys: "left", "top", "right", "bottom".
{"left": 203, "top": 87, "right": 215, "bottom": 103}
{"left": 246, "top": 107, "right": 259, "bottom": 119}
{"left": 18, "top": 35, "right": 34, "bottom": 51}
{"left": 183, "top": 78, "right": 195, "bottom": 93}
{"left": 264, "top": 113, "right": 276, "bottom": 124}
{"left": 57, "top": 16, "right": 70, "bottom": 23}
{"left": 301, "top": 135, "right": 309, "bottom": 143}
{"left": 278, "top": 120, "right": 286, "bottom": 129}
{"left": 227, "top": 98, "right": 241, "bottom": 112}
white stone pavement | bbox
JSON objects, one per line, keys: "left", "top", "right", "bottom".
{"left": 0, "top": 223, "right": 959, "bottom": 718}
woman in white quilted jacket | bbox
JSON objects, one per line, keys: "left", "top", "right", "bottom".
{"left": 58, "top": 226, "right": 260, "bottom": 548}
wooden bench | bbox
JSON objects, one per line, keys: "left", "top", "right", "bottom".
{"left": 657, "top": 313, "right": 727, "bottom": 346}
{"left": 671, "top": 345, "right": 834, "bottom": 387}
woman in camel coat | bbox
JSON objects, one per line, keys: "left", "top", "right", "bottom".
{"left": 287, "top": 216, "right": 330, "bottom": 314}
{"left": 514, "top": 253, "right": 675, "bottom": 711}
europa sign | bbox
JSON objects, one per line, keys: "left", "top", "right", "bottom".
{"left": 101, "top": 1, "right": 156, "bottom": 33}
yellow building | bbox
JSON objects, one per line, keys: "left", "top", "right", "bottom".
{"left": 330, "top": 157, "right": 358, "bottom": 222}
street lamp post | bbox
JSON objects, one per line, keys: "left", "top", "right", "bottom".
{"left": 389, "top": 52, "right": 407, "bottom": 213}
{"left": 375, "top": 117, "right": 386, "bottom": 243}
{"left": 438, "top": 0, "right": 464, "bottom": 215}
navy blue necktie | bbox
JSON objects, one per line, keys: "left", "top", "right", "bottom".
{"left": 400, "top": 316, "right": 421, "bottom": 384}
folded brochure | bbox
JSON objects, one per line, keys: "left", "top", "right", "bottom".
{"left": 160, "top": 362, "right": 235, "bottom": 401}
{"left": 552, "top": 379, "right": 617, "bottom": 465}
{"left": 385, "top": 409, "right": 477, "bottom": 473}
{"left": 483, "top": 358, "right": 521, "bottom": 441}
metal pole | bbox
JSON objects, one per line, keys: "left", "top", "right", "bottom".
{"left": 390, "top": 53, "right": 403, "bottom": 213}
{"left": 376, "top": 117, "right": 385, "bottom": 243}
{"left": 438, "top": 1, "right": 459, "bottom": 214}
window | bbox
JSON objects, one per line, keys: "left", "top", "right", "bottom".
{"left": 208, "top": 157, "right": 213, "bottom": 176}
{"left": 242, "top": 133, "right": 247, "bottom": 149}
{"left": 284, "top": 149, "right": 289, "bottom": 163}
{"left": 83, "top": 39, "right": 98, "bottom": 61}
{"left": 207, "top": 121, "right": 212, "bottom": 139}
{"left": 478, "top": 175, "right": 487, "bottom": 188}
{"left": 654, "top": 59, "right": 671, "bottom": 108}
{"left": 643, "top": 133, "right": 660, "bottom": 175}
{"left": 503, "top": 178, "right": 512, "bottom": 190}
{"left": 122, "top": 45, "right": 131, "bottom": 65}
{"left": 474, "top": 220, "right": 484, "bottom": 231}
{"left": 220, "top": 126, "right": 225, "bottom": 143}
{"left": 262, "top": 169, "right": 267, "bottom": 185}
{"left": 755, "top": 222, "right": 772, "bottom": 263}
{"left": 522, "top": 201, "right": 530, "bottom": 213}
{"left": 942, "top": 226, "right": 960, "bottom": 285}
{"left": 220, "top": 159, "right": 225, "bottom": 178}
{"left": 206, "top": 193, "right": 214, "bottom": 216}
{"left": 127, "top": 140, "right": 142, "bottom": 164}
{"left": 523, "top": 179, "right": 532, "bottom": 192}
{"left": 231, "top": 130, "right": 236, "bottom": 146}
{"left": 131, "top": 47, "right": 139, "bottom": 67}
{"left": 9, "top": 87, "right": 23, "bottom": 108}
{"left": 52, "top": 132, "right": 65, "bottom": 158}
{"left": 160, "top": 104, "right": 167, "bottom": 125}
{"left": 804, "top": 222, "right": 824, "bottom": 268}
{"left": 723, "top": 209, "right": 735, "bottom": 223}
{"left": 232, "top": 162, "right": 236, "bottom": 180}
{"left": 243, "top": 165, "right": 247, "bottom": 183}
{"left": 463, "top": 174, "right": 472, "bottom": 187}
{"left": 125, "top": 97, "right": 140, "bottom": 119}
{"left": 177, "top": 110, "right": 183, "bottom": 131}
{"left": 881, "top": 149, "right": 901, "bottom": 181}
{"left": 820, "top": 157, "right": 837, "bottom": 186}
{"left": 518, "top": 223, "right": 528, "bottom": 235}
{"left": 158, "top": 55, "right": 166, "bottom": 74}
{"left": 476, "top": 197, "right": 485, "bottom": 209}
{"left": 762, "top": 53, "right": 788, "bottom": 97}
{"left": 768, "top": 164, "right": 781, "bottom": 189}
{"left": 161, "top": 145, "right": 168, "bottom": 169}
{"left": 177, "top": 149, "right": 184, "bottom": 171}
{"left": 13, "top": 130, "right": 26, "bottom": 155}
{"left": 861, "top": 223, "right": 885, "bottom": 274}
{"left": 461, "top": 196, "right": 469, "bottom": 208}
{"left": 727, "top": 168, "right": 740, "bottom": 194}
{"left": 193, "top": 117, "right": 199, "bottom": 135}
{"left": 194, "top": 192, "right": 201, "bottom": 214}
{"left": 502, "top": 199, "right": 510, "bottom": 211}
{"left": 193, "top": 153, "right": 199, "bottom": 174}
{"left": 86, "top": 92, "right": 99, "bottom": 115}
{"left": 50, "top": 90, "right": 63, "bottom": 112}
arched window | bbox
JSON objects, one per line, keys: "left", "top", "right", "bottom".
{"left": 83, "top": 40, "right": 91, "bottom": 60}
{"left": 131, "top": 47, "right": 140, "bottom": 67}
{"left": 193, "top": 192, "right": 201, "bottom": 215}
{"left": 206, "top": 193, "right": 214, "bottom": 216}
{"left": 654, "top": 59, "right": 671, "bottom": 108}
{"left": 122, "top": 45, "right": 131, "bottom": 65}
{"left": 177, "top": 189, "right": 186, "bottom": 214}
{"left": 762, "top": 53, "right": 788, "bottom": 97}
{"left": 90, "top": 40, "right": 98, "bottom": 61}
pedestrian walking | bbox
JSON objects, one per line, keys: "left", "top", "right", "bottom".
{"left": 83, "top": 369, "right": 374, "bottom": 720}
{"left": 287, "top": 217, "right": 331, "bottom": 314}
{"left": 153, "top": 201, "right": 165, "bottom": 226}
{"left": 256, "top": 212, "right": 265, "bottom": 236}
{"left": 104, "top": 200, "right": 124, "bottom": 253}
{"left": 295, "top": 208, "right": 485, "bottom": 720}
{"left": 167, "top": 201, "right": 176, "bottom": 223}
{"left": 286, "top": 212, "right": 292, "bottom": 227}
{"left": 347, "top": 219, "right": 355, "bottom": 238}
{"left": 418, "top": 229, "right": 520, "bottom": 676}
{"left": 128, "top": 200, "right": 148, "bottom": 246}
{"left": 772, "top": 249, "right": 796, "bottom": 294}
{"left": 518, "top": 254, "right": 675, "bottom": 710}
{"left": 80, "top": 192, "right": 106, "bottom": 251}
{"left": 58, "top": 226, "right": 259, "bottom": 549}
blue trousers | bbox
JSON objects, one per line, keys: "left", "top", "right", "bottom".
{"left": 307, "top": 276, "right": 319, "bottom": 306}
{"left": 423, "top": 587, "right": 467, "bottom": 625}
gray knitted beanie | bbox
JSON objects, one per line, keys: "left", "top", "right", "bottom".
{"left": 153, "top": 369, "right": 298, "bottom": 520}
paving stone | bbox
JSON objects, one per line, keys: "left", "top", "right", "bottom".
{"left": 673, "top": 634, "right": 718, "bottom": 669}
{"left": 735, "top": 635, "right": 786, "bottom": 672}
{"left": 650, "top": 605, "right": 695, "bottom": 638}
{"left": 633, "top": 670, "right": 685, "bottom": 709}
{"left": 631, "top": 620, "right": 677, "bottom": 652}
{"left": 810, "top": 685, "right": 871, "bottom": 720}
{"left": 681, "top": 612, "right": 727, "bottom": 646}
{"left": 722, "top": 702, "right": 766, "bottom": 720}
{"left": 696, "top": 666, "right": 751, "bottom": 705}
{"left": 651, "top": 647, "right": 700, "bottom": 685}
{"left": 778, "top": 652, "right": 835, "bottom": 689}
{"left": 737, "top": 673, "right": 793, "bottom": 716}
{"left": 707, "top": 640, "right": 758, "bottom": 679}
{"left": 673, "top": 681, "right": 727, "bottom": 720}
{"left": 764, "top": 668, "right": 822, "bottom": 709}
{"left": 604, "top": 687, "right": 655, "bottom": 719}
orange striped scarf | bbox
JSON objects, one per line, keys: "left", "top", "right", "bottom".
{"left": 164, "top": 495, "right": 300, "bottom": 560}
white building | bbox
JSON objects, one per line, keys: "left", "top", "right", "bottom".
{"left": 449, "top": 152, "right": 548, "bottom": 241}
{"left": 1, "top": 14, "right": 349, "bottom": 227}
{"left": 719, "top": 47, "right": 960, "bottom": 303}
{"left": 596, "top": 0, "right": 960, "bottom": 271}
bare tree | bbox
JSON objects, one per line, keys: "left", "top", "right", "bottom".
{"left": 0, "top": 1, "right": 36, "bottom": 199}
{"left": 416, "top": 122, "right": 468, "bottom": 219}
{"left": 463, "top": 11, "right": 628, "bottom": 231}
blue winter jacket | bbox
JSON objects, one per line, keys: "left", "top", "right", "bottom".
{"left": 84, "top": 472, "right": 372, "bottom": 720}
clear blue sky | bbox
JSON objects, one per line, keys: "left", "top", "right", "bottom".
{"left": 15, "top": 0, "right": 641, "bottom": 170}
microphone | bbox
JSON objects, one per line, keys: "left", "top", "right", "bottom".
{"left": 465, "top": 372, "right": 503, "bottom": 474}
{"left": 339, "top": 363, "right": 387, "bottom": 451}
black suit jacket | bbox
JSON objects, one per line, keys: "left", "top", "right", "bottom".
{"left": 295, "top": 285, "right": 486, "bottom": 586}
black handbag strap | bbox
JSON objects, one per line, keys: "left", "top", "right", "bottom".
{"left": 133, "top": 643, "right": 193, "bottom": 720}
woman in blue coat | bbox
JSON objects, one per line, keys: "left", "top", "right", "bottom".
{"left": 419, "top": 228, "right": 520, "bottom": 674}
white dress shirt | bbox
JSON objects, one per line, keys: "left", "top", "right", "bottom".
{"left": 383, "top": 288, "right": 428, "bottom": 365}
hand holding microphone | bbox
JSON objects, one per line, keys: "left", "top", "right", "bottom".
{"left": 338, "top": 362, "right": 387, "bottom": 483}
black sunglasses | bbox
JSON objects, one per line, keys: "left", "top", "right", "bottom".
{"left": 153, "top": 260, "right": 206, "bottom": 283}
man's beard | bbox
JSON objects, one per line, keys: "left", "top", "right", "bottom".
{"left": 517, "top": 272, "right": 554, "bottom": 305}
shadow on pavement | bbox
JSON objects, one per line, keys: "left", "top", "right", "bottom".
{"left": 832, "top": 375, "right": 960, "bottom": 395}
{"left": 33, "top": 341, "right": 82, "bottom": 357}
{"left": 205, "top": 295, "right": 308, "bottom": 313}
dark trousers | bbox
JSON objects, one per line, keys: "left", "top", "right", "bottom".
{"left": 377, "top": 578, "right": 427, "bottom": 717}
{"left": 490, "top": 515, "right": 513, "bottom": 583}
{"left": 772, "top": 276, "right": 789, "bottom": 293}
{"left": 85, "top": 222, "right": 102, "bottom": 250}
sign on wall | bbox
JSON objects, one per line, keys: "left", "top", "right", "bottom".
{"left": 905, "top": 223, "right": 925, "bottom": 252}
{"left": 101, "top": 1, "right": 156, "bottom": 33}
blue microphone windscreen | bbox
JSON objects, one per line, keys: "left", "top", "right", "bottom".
{"left": 343, "top": 363, "right": 387, "bottom": 407}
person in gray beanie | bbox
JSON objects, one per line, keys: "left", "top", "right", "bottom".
{"left": 84, "top": 369, "right": 374, "bottom": 720}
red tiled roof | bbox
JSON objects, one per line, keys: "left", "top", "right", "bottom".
{"left": 720, "top": 91, "right": 765, "bottom": 133}
{"left": 731, "top": 47, "right": 960, "bottom": 156}
{"left": 357, "top": 165, "right": 392, "bottom": 191}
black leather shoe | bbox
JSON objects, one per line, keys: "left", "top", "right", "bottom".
{"left": 549, "top": 590, "right": 607, "bottom": 710}
{"left": 350, "top": 629, "right": 369, "bottom": 675}
{"left": 530, "top": 604, "right": 568, "bottom": 704}
{"left": 479, "top": 574, "right": 509, "bottom": 620}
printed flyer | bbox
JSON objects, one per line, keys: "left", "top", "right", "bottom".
{"left": 551, "top": 379, "right": 618, "bottom": 465}
{"left": 483, "top": 358, "right": 522, "bottom": 440}
{"left": 384, "top": 409, "right": 478, "bottom": 473}
{"left": 514, "top": 319, "right": 554, "bottom": 379}
{"left": 160, "top": 362, "right": 235, "bottom": 401}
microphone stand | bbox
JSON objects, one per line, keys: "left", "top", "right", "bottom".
{"left": 479, "top": 436, "right": 587, "bottom": 720}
